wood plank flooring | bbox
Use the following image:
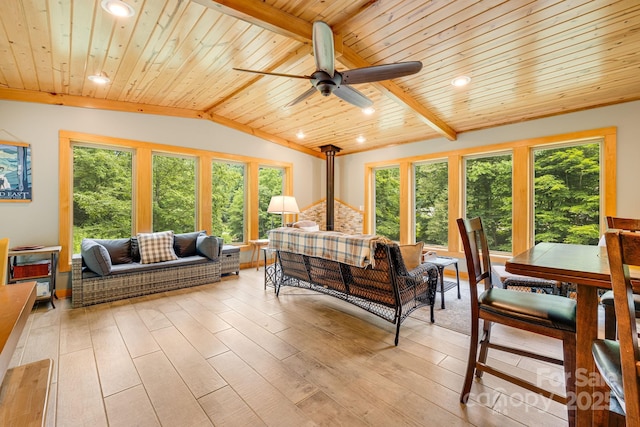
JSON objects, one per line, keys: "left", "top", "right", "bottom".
{"left": 10, "top": 269, "right": 572, "bottom": 426}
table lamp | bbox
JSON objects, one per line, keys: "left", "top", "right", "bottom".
{"left": 267, "top": 195, "right": 299, "bottom": 227}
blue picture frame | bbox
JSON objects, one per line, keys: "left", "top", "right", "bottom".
{"left": 0, "top": 142, "right": 32, "bottom": 202}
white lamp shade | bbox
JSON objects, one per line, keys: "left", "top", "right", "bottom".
{"left": 267, "top": 195, "right": 299, "bottom": 214}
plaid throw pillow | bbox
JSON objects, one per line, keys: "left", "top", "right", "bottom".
{"left": 137, "top": 231, "right": 178, "bottom": 264}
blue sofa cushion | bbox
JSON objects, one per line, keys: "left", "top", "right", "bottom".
{"left": 196, "top": 235, "right": 220, "bottom": 260}
{"left": 174, "top": 231, "right": 205, "bottom": 257}
{"left": 81, "top": 239, "right": 112, "bottom": 276}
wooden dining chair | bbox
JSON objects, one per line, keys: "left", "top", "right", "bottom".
{"left": 457, "top": 217, "right": 577, "bottom": 426}
{"left": 592, "top": 229, "right": 640, "bottom": 425}
{"left": 601, "top": 216, "right": 640, "bottom": 339}
{"left": 0, "top": 237, "right": 9, "bottom": 285}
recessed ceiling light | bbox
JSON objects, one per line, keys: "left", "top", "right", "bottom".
{"left": 296, "top": 130, "right": 305, "bottom": 139}
{"left": 451, "top": 75, "right": 471, "bottom": 87}
{"left": 356, "top": 136, "right": 366, "bottom": 143}
{"left": 88, "top": 73, "right": 111, "bottom": 84}
{"left": 101, "top": 0, "right": 135, "bottom": 17}
{"left": 362, "top": 107, "right": 375, "bottom": 115}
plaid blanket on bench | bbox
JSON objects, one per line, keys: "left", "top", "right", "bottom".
{"left": 267, "top": 228, "right": 383, "bottom": 268}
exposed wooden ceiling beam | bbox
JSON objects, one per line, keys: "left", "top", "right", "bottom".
{"left": 0, "top": 87, "right": 325, "bottom": 159}
{"left": 195, "top": 0, "right": 457, "bottom": 141}
{"left": 191, "top": 0, "right": 312, "bottom": 42}
{"left": 205, "top": 110, "right": 324, "bottom": 158}
{"left": 0, "top": 88, "right": 205, "bottom": 119}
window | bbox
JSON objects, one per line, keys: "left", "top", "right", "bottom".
{"left": 534, "top": 142, "right": 601, "bottom": 245}
{"left": 465, "top": 153, "right": 513, "bottom": 252}
{"left": 152, "top": 154, "right": 196, "bottom": 233}
{"left": 415, "top": 161, "right": 448, "bottom": 247}
{"left": 72, "top": 146, "right": 132, "bottom": 253}
{"left": 212, "top": 161, "right": 245, "bottom": 243}
{"left": 258, "top": 166, "right": 284, "bottom": 238}
{"left": 374, "top": 166, "right": 400, "bottom": 241}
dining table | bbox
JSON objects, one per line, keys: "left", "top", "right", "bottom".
{"left": 506, "top": 242, "right": 640, "bottom": 426}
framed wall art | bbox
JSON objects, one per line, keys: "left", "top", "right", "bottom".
{"left": 0, "top": 141, "right": 32, "bottom": 202}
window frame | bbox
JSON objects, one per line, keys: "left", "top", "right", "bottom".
{"left": 364, "top": 127, "right": 616, "bottom": 260}
{"left": 59, "top": 131, "right": 293, "bottom": 272}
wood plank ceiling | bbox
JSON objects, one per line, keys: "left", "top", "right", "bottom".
{"left": 1, "top": 0, "right": 639, "bottom": 156}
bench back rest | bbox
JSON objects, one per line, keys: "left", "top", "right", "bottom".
{"left": 276, "top": 243, "right": 401, "bottom": 306}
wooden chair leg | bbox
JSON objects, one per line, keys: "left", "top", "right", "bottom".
{"left": 603, "top": 303, "right": 616, "bottom": 340}
{"left": 476, "top": 319, "right": 492, "bottom": 379}
{"left": 461, "top": 315, "right": 481, "bottom": 403}
{"left": 562, "top": 332, "right": 577, "bottom": 427}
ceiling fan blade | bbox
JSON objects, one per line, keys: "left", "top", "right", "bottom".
{"left": 333, "top": 85, "right": 373, "bottom": 109}
{"left": 233, "top": 68, "right": 312, "bottom": 79}
{"left": 284, "top": 87, "right": 318, "bottom": 109}
{"left": 341, "top": 61, "right": 423, "bottom": 85}
{"left": 312, "top": 21, "right": 335, "bottom": 78}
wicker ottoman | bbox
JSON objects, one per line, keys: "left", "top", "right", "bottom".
{"left": 221, "top": 245, "right": 240, "bottom": 275}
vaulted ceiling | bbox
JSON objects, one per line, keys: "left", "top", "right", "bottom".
{"left": 1, "top": 0, "right": 639, "bottom": 157}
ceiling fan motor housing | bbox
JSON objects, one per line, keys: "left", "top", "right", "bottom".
{"left": 317, "top": 82, "right": 335, "bottom": 96}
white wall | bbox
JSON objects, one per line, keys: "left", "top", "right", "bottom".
{"left": 0, "top": 100, "right": 324, "bottom": 248}
{"left": 2, "top": 99, "right": 639, "bottom": 291}
{"left": 338, "top": 100, "right": 640, "bottom": 218}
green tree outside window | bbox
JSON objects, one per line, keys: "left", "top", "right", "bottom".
{"left": 534, "top": 142, "right": 600, "bottom": 245}
{"left": 466, "top": 154, "right": 513, "bottom": 252}
{"left": 375, "top": 167, "right": 400, "bottom": 241}
{"left": 258, "top": 167, "right": 284, "bottom": 238}
{"left": 415, "top": 161, "right": 448, "bottom": 246}
{"left": 152, "top": 154, "right": 196, "bottom": 233}
{"left": 212, "top": 161, "right": 245, "bottom": 243}
{"left": 72, "top": 146, "right": 132, "bottom": 253}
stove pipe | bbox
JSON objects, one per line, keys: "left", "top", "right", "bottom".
{"left": 319, "top": 144, "right": 341, "bottom": 231}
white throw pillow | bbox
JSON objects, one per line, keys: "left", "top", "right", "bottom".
{"left": 137, "top": 231, "right": 179, "bottom": 264}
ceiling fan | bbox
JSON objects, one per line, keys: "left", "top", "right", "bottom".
{"left": 233, "top": 21, "right": 423, "bottom": 109}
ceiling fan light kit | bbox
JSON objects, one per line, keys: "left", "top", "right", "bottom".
{"left": 233, "top": 21, "right": 423, "bottom": 110}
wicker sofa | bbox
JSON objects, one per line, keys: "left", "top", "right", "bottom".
{"left": 72, "top": 231, "right": 222, "bottom": 308}
{"left": 267, "top": 228, "right": 439, "bottom": 345}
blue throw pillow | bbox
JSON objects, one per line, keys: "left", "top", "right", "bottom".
{"left": 81, "top": 239, "right": 112, "bottom": 276}
{"left": 196, "top": 235, "right": 220, "bottom": 260}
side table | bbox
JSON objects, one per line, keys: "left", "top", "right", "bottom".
{"left": 248, "top": 239, "right": 269, "bottom": 270}
{"left": 7, "top": 245, "right": 61, "bottom": 309}
{"left": 428, "top": 256, "right": 461, "bottom": 309}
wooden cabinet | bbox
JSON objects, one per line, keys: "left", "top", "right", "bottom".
{"left": 7, "top": 246, "right": 61, "bottom": 309}
{"left": 0, "top": 281, "right": 52, "bottom": 426}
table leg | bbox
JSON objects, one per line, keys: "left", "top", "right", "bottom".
{"left": 438, "top": 266, "right": 446, "bottom": 309}
{"left": 575, "top": 284, "right": 599, "bottom": 426}
{"left": 455, "top": 263, "right": 461, "bottom": 299}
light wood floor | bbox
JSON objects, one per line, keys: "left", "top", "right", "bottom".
{"left": 11, "top": 269, "right": 574, "bottom": 426}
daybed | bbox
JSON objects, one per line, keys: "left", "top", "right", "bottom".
{"left": 267, "top": 228, "right": 439, "bottom": 345}
{"left": 72, "top": 230, "right": 222, "bottom": 308}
